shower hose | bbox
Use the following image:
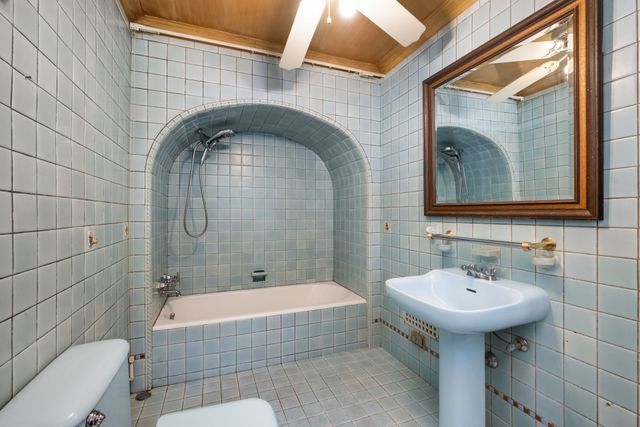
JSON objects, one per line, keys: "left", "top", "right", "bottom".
{"left": 183, "top": 143, "right": 208, "bottom": 238}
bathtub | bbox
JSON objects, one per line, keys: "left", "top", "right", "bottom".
{"left": 154, "top": 282, "right": 366, "bottom": 330}
{"left": 151, "top": 282, "right": 368, "bottom": 386}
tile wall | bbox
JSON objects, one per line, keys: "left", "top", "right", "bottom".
{"left": 167, "top": 132, "right": 334, "bottom": 293}
{"left": 381, "top": 0, "right": 640, "bottom": 426}
{"left": 151, "top": 303, "right": 368, "bottom": 387}
{"left": 0, "top": 0, "right": 131, "bottom": 407}
{"left": 519, "top": 83, "right": 574, "bottom": 200}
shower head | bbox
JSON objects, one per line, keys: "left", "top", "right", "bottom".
{"left": 196, "top": 128, "right": 236, "bottom": 165}
{"left": 208, "top": 129, "right": 235, "bottom": 145}
{"left": 197, "top": 128, "right": 235, "bottom": 147}
{"left": 440, "top": 146, "right": 461, "bottom": 159}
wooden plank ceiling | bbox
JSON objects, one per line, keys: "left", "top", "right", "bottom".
{"left": 120, "top": 0, "right": 476, "bottom": 75}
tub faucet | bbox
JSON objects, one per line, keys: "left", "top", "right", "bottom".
{"left": 157, "top": 273, "right": 181, "bottom": 296}
{"left": 460, "top": 263, "right": 497, "bottom": 281}
{"left": 164, "top": 289, "right": 182, "bottom": 297}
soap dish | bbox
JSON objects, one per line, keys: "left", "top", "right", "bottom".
{"left": 471, "top": 246, "right": 500, "bottom": 258}
{"left": 532, "top": 255, "right": 557, "bottom": 268}
{"left": 437, "top": 243, "right": 452, "bottom": 253}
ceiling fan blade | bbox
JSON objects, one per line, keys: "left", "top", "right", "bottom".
{"left": 279, "top": 0, "right": 326, "bottom": 70}
{"left": 492, "top": 41, "right": 564, "bottom": 64}
{"left": 357, "top": 0, "right": 426, "bottom": 47}
{"left": 488, "top": 60, "right": 560, "bottom": 103}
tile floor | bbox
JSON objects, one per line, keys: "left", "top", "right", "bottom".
{"left": 131, "top": 348, "right": 439, "bottom": 426}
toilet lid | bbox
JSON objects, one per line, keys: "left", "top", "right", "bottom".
{"left": 156, "top": 398, "right": 278, "bottom": 427}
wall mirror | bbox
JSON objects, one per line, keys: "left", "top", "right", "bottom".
{"left": 423, "top": 0, "right": 601, "bottom": 218}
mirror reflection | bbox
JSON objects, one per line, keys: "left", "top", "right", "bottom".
{"left": 434, "top": 16, "right": 574, "bottom": 204}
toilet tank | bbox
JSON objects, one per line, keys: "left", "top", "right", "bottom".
{"left": 0, "top": 339, "right": 131, "bottom": 427}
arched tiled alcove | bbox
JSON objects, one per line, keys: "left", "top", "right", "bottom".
{"left": 138, "top": 100, "right": 373, "bottom": 390}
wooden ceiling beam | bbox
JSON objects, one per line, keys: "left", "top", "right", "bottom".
{"left": 133, "top": 15, "right": 383, "bottom": 76}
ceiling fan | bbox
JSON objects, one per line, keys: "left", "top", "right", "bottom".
{"left": 487, "top": 25, "right": 571, "bottom": 103}
{"left": 279, "top": 0, "right": 426, "bottom": 70}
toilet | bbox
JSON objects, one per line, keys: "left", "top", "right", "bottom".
{"left": 0, "top": 339, "right": 131, "bottom": 426}
{"left": 0, "top": 339, "right": 277, "bottom": 427}
{"left": 156, "top": 399, "right": 278, "bottom": 427}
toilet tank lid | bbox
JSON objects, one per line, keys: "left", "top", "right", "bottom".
{"left": 0, "top": 339, "right": 129, "bottom": 427}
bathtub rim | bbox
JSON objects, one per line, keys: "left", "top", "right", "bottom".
{"left": 152, "top": 281, "right": 367, "bottom": 331}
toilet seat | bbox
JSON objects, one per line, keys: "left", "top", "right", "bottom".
{"left": 156, "top": 398, "right": 278, "bottom": 427}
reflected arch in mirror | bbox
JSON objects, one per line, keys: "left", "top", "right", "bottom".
{"left": 436, "top": 126, "right": 513, "bottom": 204}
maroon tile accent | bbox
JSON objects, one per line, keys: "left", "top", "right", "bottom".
{"left": 377, "top": 318, "right": 441, "bottom": 358}
{"left": 375, "top": 318, "right": 556, "bottom": 427}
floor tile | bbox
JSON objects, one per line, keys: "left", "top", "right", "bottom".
{"left": 130, "top": 348, "right": 437, "bottom": 426}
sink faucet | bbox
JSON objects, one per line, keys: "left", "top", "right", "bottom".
{"left": 460, "top": 264, "right": 497, "bottom": 281}
{"left": 157, "top": 273, "right": 181, "bottom": 297}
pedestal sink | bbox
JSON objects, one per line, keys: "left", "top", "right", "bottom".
{"left": 385, "top": 268, "right": 550, "bottom": 427}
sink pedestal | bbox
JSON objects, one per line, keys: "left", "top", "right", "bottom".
{"left": 439, "top": 330, "right": 485, "bottom": 427}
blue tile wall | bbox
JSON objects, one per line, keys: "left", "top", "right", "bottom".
{"left": 167, "top": 132, "right": 334, "bottom": 293}
{"left": 381, "top": 0, "right": 640, "bottom": 426}
{"left": 151, "top": 304, "right": 368, "bottom": 387}
{"left": 0, "top": 0, "right": 131, "bottom": 407}
{"left": 519, "top": 83, "right": 574, "bottom": 200}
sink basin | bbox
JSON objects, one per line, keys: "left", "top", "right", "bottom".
{"left": 385, "top": 268, "right": 550, "bottom": 427}
{"left": 385, "top": 268, "right": 550, "bottom": 333}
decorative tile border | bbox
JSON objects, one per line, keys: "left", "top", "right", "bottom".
{"left": 485, "top": 384, "right": 557, "bottom": 427}
{"left": 374, "top": 318, "right": 439, "bottom": 358}
{"left": 376, "top": 318, "right": 557, "bottom": 427}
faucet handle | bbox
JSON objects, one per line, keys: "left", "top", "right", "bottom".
{"left": 482, "top": 266, "right": 497, "bottom": 280}
{"left": 460, "top": 263, "right": 476, "bottom": 277}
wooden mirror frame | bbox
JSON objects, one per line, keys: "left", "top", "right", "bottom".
{"left": 423, "top": 0, "right": 601, "bottom": 219}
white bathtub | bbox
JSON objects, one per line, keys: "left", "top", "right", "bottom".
{"left": 153, "top": 282, "right": 366, "bottom": 330}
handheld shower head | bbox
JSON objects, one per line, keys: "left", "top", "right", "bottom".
{"left": 209, "top": 129, "right": 235, "bottom": 143}
{"left": 440, "top": 146, "right": 461, "bottom": 159}
{"left": 197, "top": 128, "right": 236, "bottom": 165}
{"left": 184, "top": 128, "right": 236, "bottom": 238}
{"left": 197, "top": 128, "right": 235, "bottom": 147}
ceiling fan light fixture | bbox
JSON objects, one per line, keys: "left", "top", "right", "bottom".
{"left": 339, "top": 0, "right": 357, "bottom": 18}
{"left": 279, "top": 0, "right": 425, "bottom": 71}
{"left": 356, "top": 0, "right": 426, "bottom": 47}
